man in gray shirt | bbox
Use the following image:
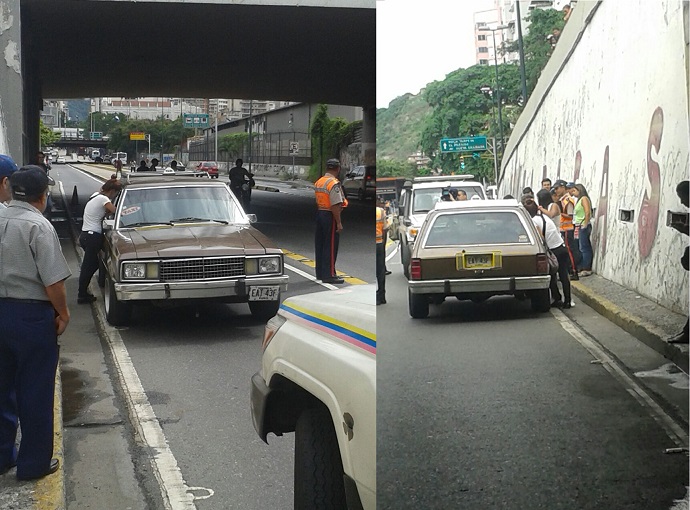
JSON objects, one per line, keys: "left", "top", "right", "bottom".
{"left": 0, "top": 166, "right": 71, "bottom": 480}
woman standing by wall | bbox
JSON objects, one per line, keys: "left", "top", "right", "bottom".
{"left": 571, "top": 183, "right": 593, "bottom": 276}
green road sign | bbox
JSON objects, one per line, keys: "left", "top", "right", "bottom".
{"left": 183, "top": 113, "right": 210, "bottom": 129}
{"left": 440, "top": 136, "right": 488, "bottom": 153}
{"left": 90, "top": 131, "right": 102, "bottom": 140}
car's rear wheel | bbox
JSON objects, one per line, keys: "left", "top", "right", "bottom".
{"left": 249, "top": 298, "right": 280, "bottom": 320}
{"left": 294, "top": 406, "right": 347, "bottom": 510}
{"left": 530, "top": 289, "right": 551, "bottom": 313}
{"left": 105, "top": 274, "right": 132, "bottom": 326}
{"left": 97, "top": 259, "right": 106, "bottom": 288}
{"left": 409, "top": 290, "right": 429, "bottom": 319}
{"left": 401, "top": 242, "right": 411, "bottom": 279}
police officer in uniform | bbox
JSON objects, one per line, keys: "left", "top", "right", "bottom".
{"left": 0, "top": 166, "right": 71, "bottom": 480}
{"left": 314, "top": 159, "right": 347, "bottom": 284}
{"left": 376, "top": 197, "right": 388, "bottom": 304}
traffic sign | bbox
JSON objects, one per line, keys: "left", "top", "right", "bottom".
{"left": 289, "top": 142, "right": 299, "bottom": 155}
{"left": 129, "top": 132, "right": 145, "bottom": 141}
{"left": 440, "top": 136, "right": 488, "bottom": 153}
{"left": 90, "top": 131, "right": 103, "bottom": 140}
{"left": 183, "top": 113, "right": 209, "bottom": 129}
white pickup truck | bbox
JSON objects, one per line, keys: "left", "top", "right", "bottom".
{"left": 250, "top": 285, "right": 376, "bottom": 509}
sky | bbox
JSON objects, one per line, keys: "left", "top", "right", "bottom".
{"left": 376, "top": 0, "right": 496, "bottom": 109}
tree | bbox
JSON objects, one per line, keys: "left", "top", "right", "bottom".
{"left": 40, "top": 120, "right": 60, "bottom": 148}
{"left": 309, "top": 104, "right": 360, "bottom": 181}
{"left": 219, "top": 133, "right": 249, "bottom": 167}
{"left": 376, "top": 159, "right": 417, "bottom": 178}
{"left": 504, "top": 8, "right": 565, "bottom": 95}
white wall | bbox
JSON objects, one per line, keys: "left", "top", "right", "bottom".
{"left": 500, "top": 0, "right": 690, "bottom": 313}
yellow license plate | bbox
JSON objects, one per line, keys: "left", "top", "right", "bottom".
{"left": 458, "top": 252, "right": 501, "bottom": 270}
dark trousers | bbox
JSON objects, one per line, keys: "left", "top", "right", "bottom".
{"left": 78, "top": 231, "right": 103, "bottom": 296}
{"left": 550, "top": 245, "right": 572, "bottom": 305}
{"left": 0, "top": 300, "right": 58, "bottom": 479}
{"left": 315, "top": 210, "right": 339, "bottom": 280}
{"left": 376, "top": 242, "right": 386, "bottom": 301}
{"left": 562, "top": 230, "right": 581, "bottom": 275}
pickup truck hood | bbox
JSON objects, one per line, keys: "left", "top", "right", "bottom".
{"left": 280, "top": 284, "right": 376, "bottom": 338}
{"left": 114, "top": 224, "right": 278, "bottom": 258}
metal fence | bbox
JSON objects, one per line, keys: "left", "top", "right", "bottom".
{"left": 188, "top": 131, "right": 312, "bottom": 166}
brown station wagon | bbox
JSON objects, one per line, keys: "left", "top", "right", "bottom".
{"left": 407, "top": 200, "right": 552, "bottom": 318}
{"left": 98, "top": 174, "right": 289, "bottom": 326}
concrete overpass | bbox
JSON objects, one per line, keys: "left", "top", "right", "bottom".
{"left": 0, "top": 0, "right": 375, "bottom": 164}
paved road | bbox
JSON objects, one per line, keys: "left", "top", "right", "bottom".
{"left": 377, "top": 243, "right": 688, "bottom": 509}
{"left": 50, "top": 164, "right": 374, "bottom": 509}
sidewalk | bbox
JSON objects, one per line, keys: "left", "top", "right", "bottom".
{"left": 571, "top": 274, "right": 689, "bottom": 373}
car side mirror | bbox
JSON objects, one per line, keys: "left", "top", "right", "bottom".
{"left": 103, "top": 218, "right": 115, "bottom": 230}
{"left": 403, "top": 218, "right": 412, "bottom": 227}
{"left": 247, "top": 214, "right": 257, "bottom": 223}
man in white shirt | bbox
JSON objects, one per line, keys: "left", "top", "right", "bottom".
{"left": 77, "top": 179, "right": 122, "bottom": 303}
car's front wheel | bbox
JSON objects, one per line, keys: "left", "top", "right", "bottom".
{"left": 105, "top": 274, "right": 132, "bottom": 326}
{"left": 294, "top": 406, "right": 347, "bottom": 510}
{"left": 530, "top": 289, "right": 551, "bottom": 313}
{"left": 249, "top": 299, "right": 280, "bottom": 321}
{"left": 401, "top": 241, "right": 411, "bottom": 279}
{"left": 409, "top": 290, "right": 429, "bottom": 319}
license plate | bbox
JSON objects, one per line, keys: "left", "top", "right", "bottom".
{"left": 459, "top": 252, "right": 499, "bottom": 269}
{"left": 249, "top": 286, "right": 279, "bottom": 301}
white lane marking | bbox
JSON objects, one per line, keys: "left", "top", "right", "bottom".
{"left": 284, "top": 262, "right": 337, "bottom": 290}
{"left": 92, "top": 305, "right": 197, "bottom": 509}
{"left": 386, "top": 241, "right": 399, "bottom": 262}
{"left": 551, "top": 309, "right": 689, "bottom": 448}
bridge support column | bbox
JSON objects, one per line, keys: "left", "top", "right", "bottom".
{"left": 0, "top": 0, "right": 24, "bottom": 163}
{"left": 361, "top": 106, "right": 375, "bottom": 167}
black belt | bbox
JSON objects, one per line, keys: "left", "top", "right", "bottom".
{"left": 0, "top": 298, "right": 51, "bottom": 305}
{"left": 81, "top": 231, "right": 102, "bottom": 235}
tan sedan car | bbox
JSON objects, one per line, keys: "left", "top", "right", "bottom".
{"left": 98, "top": 175, "right": 288, "bottom": 326}
{"left": 407, "top": 200, "right": 552, "bottom": 318}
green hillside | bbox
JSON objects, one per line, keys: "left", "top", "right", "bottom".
{"left": 376, "top": 92, "right": 431, "bottom": 163}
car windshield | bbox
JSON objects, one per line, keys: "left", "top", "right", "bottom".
{"left": 412, "top": 186, "right": 485, "bottom": 213}
{"left": 203, "top": 162, "right": 216, "bottom": 168}
{"left": 117, "top": 186, "right": 244, "bottom": 228}
{"left": 424, "top": 211, "right": 533, "bottom": 247}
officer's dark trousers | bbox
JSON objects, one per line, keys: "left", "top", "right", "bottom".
{"left": 315, "top": 210, "right": 339, "bottom": 280}
{"left": 78, "top": 231, "right": 103, "bottom": 297}
{"left": 376, "top": 242, "right": 386, "bottom": 302}
{"left": 0, "top": 300, "right": 58, "bottom": 478}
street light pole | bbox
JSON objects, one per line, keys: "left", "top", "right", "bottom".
{"left": 480, "top": 25, "right": 509, "bottom": 158}
{"left": 515, "top": 0, "right": 528, "bottom": 104}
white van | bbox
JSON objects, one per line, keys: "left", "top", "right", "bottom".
{"left": 112, "top": 152, "right": 128, "bottom": 165}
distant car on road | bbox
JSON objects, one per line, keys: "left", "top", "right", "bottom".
{"left": 55, "top": 156, "right": 66, "bottom": 164}
{"left": 407, "top": 199, "right": 552, "bottom": 318}
{"left": 196, "top": 161, "right": 219, "bottom": 178}
{"left": 342, "top": 164, "right": 376, "bottom": 200}
{"left": 251, "top": 285, "right": 376, "bottom": 510}
{"left": 98, "top": 175, "right": 288, "bottom": 326}
{"left": 103, "top": 155, "right": 113, "bottom": 164}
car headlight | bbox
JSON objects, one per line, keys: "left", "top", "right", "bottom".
{"left": 122, "top": 262, "right": 159, "bottom": 280}
{"left": 262, "top": 314, "right": 287, "bottom": 351}
{"left": 246, "top": 256, "right": 282, "bottom": 275}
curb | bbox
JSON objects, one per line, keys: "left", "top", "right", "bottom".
{"left": 570, "top": 281, "right": 689, "bottom": 373}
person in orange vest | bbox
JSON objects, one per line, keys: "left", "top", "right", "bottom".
{"left": 376, "top": 196, "right": 388, "bottom": 305}
{"left": 552, "top": 179, "right": 580, "bottom": 281}
{"left": 314, "top": 159, "right": 348, "bottom": 284}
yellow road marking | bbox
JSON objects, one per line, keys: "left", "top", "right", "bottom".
{"left": 282, "top": 250, "right": 367, "bottom": 285}
{"left": 35, "top": 365, "right": 64, "bottom": 509}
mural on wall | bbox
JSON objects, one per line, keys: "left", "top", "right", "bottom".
{"left": 638, "top": 107, "right": 663, "bottom": 259}
{"left": 593, "top": 146, "right": 609, "bottom": 263}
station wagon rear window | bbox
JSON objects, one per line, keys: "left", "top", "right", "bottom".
{"left": 118, "top": 186, "right": 244, "bottom": 228}
{"left": 424, "top": 211, "right": 532, "bottom": 247}
{"left": 412, "top": 186, "right": 485, "bottom": 213}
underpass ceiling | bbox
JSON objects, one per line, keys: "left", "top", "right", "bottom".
{"left": 23, "top": 0, "right": 374, "bottom": 107}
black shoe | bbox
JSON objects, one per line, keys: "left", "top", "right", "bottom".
{"left": 377, "top": 298, "right": 386, "bottom": 305}
{"left": 562, "top": 302, "right": 572, "bottom": 309}
{"left": 385, "top": 270, "right": 392, "bottom": 275}
{"left": 322, "top": 277, "right": 345, "bottom": 284}
{"left": 570, "top": 274, "right": 580, "bottom": 281}
{"left": 17, "top": 458, "right": 59, "bottom": 481}
{"left": 77, "top": 294, "right": 97, "bottom": 304}
{"left": 551, "top": 300, "right": 564, "bottom": 309}
{"left": 0, "top": 460, "right": 16, "bottom": 476}
{"left": 668, "top": 332, "right": 689, "bottom": 344}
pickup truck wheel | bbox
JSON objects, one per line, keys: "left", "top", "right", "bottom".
{"left": 408, "top": 290, "right": 429, "bottom": 319}
{"left": 530, "top": 289, "right": 551, "bottom": 313}
{"left": 294, "top": 406, "right": 347, "bottom": 510}
{"left": 249, "top": 299, "right": 280, "bottom": 320}
{"left": 105, "top": 274, "right": 131, "bottom": 326}
{"left": 401, "top": 243, "right": 410, "bottom": 279}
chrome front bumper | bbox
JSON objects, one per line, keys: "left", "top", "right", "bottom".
{"left": 114, "top": 275, "right": 289, "bottom": 301}
{"left": 408, "top": 275, "right": 551, "bottom": 294}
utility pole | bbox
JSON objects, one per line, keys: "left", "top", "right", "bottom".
{"left": 515, "top": 0, "right": 528, "bottom": 105}
{"left": 248, "top": 100, "right": 253, "bottom": 174}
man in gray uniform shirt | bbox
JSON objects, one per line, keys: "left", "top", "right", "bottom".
{"left": 0, "top": 166, "right": 72, "bottom": 480}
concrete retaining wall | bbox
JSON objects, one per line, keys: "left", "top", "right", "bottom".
{"left": 500, "top": 0, "right": 690, "bottom": 313}
{"left": 0, "top": 0, "right": 23, "bottom": 162}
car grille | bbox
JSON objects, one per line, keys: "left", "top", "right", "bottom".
{"left": 160, "top": 257, "right": 245, "bottom": 281}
